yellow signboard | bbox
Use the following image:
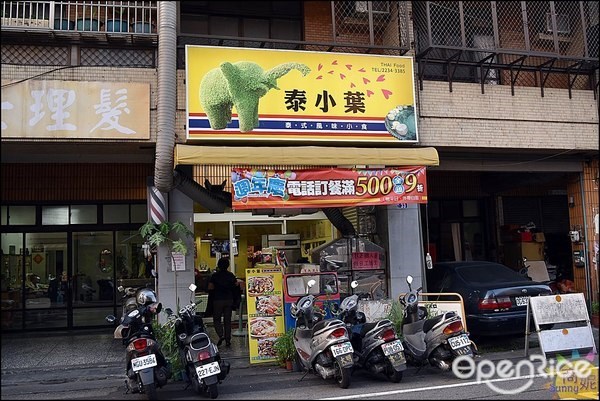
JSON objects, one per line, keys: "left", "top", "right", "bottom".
{"left": 1, "top": 80, "right": 150, "bottom": 139}
{"left": 186, "top": 45, "right": 417, "bottom": 143}
{"left": 246, "top": 264, "right": 285, "bottom": 364}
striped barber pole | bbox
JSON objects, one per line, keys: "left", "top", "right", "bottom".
{"left": 147, "top": 177, "right": 167, "bottom": 224}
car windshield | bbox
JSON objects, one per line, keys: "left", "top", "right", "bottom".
{"left": 456, "top": 264, "right": 522, "bottom": 285}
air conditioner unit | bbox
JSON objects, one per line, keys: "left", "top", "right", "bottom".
{"left": 546, "top": 13, "right": 570, "bottom": 34}
{"left": 355, "top": 1, "right": 390, "bottom": 15}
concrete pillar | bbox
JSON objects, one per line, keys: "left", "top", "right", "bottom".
{"left": 380, "top": 204, "right": 426, "bottom": 301}
{"left": 156, "top": 188, "right": 195, "bottom": 322}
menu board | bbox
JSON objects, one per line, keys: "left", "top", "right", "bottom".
{"left": 246, "top": 264, "right": 285, "bottom": 364}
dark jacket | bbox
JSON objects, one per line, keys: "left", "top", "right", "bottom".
{"left": 206, "top": 269, "right": 239, "bottom": 315}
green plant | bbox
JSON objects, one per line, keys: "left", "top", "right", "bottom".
{"left": 273, "top": 329, "right": 296, "bottom": 364}
{"left": 139, "top": 220, "right": 194, "bottom": 270}
{"left": 591, "top": 301, "right": 600, "bottom": 315}
{"left": 386, "top": 300, "right": 404, "bottom": 340}
{"left": 152, "top": 314, "right": 184, "bottom": 381}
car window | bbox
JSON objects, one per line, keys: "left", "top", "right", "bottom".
{"left": 456, "top": 264, "right": 521, "bottom": 284}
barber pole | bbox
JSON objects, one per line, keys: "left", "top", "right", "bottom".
{"left": 147, "top": 176, "right": 167, "bottom": 224}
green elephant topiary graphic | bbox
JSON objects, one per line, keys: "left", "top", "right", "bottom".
{"left": 199, "top": 61, "right": 311, "bottom": 133}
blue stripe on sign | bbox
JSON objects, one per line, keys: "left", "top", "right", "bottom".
{"left": 188, "top": 118, "right": 387, "bottom": 131}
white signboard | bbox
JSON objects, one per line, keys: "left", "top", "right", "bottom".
{"left": 171, "top": 252, "right": 186, "bottom": 272}
{"left": 1, "top": 80, "right": 150, "bottom": 139}
{"left": 527, "top": 293, "right": 597, "bottom": 357}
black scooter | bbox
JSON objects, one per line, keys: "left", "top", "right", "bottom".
{"left": 166, "top": 284, "right": 229, "bottom": 399}
{"left": 106, "top": 291, "right": 171, "bottom": 400}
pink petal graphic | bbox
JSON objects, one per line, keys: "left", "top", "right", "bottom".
{"left": 318, "top": 64, "right": 323, "bottom": 71}
{"left": 316, "top": 75, "right": 323, "bottom": 79}
{"left": 346, "top": 64, "right": 353, "bottom": 70}
{"left": 366, "top": 90, "right": 375, "bottom": 97}
{"left": 376, "top": 75, "right": 386, "bottom": 82}
{"left": 340, "top": 73, "right": 346, "bottom": 80}
{"left": 381, "top": 89, "right": 393, "bottom": 99}
{"left": 350, "top": 82, "right": 356, "bottom": 88}
{"left": 363, "top": 77, "right": 371, "bottom": 84}
{"left": 332, "top": 60, "right": 338, "bottom": 65}
{"left": 358, "top": 68, "right": 366, "bottom": 72}
{"left": 328, "top": 70, "right": 334, "bottom": 74}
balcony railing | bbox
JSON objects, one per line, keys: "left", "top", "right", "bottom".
{"left": 1, "top": 1, "right": 157, "bottom": 34}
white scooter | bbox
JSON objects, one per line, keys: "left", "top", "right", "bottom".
{"left": 291, "top": 279, "right": 354, "bottom": 389}
{"left": 400, "top": 275, "right": 476, "bottom": 371}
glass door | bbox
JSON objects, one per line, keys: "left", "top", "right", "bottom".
{"left": 24, "top": 232, "right": 69, "bottom": 330}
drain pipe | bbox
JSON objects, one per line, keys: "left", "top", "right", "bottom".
{"left": 154, "top": 1, "right": 177, "bottom": 192}
{"left": 323, "top": 208, "right": 356, "bottom": 237}
{"left": 173, "top": 168, "right": 231, "bottom": 213}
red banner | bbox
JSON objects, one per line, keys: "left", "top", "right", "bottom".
{"left": 231, "top": 167, "right": 428, "bottom": 210}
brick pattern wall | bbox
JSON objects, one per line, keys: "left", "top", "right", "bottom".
{"left": 417, "top": 81, "right": 599, "bottom": 150}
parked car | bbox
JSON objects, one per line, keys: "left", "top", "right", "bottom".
{"left": 425, "top": 261, "right": 553, "bottom": 337}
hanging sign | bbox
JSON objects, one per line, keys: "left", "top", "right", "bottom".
{"left": 231, "top": 166, "right": 428, "bottom": 210}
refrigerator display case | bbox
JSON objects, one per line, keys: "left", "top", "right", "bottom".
{"left": 311, "top": 237, "right": 387, "bottom": 299}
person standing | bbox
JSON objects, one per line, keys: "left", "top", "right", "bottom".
{"left": 208, "top": 257, "right": 237, "bottom": 347}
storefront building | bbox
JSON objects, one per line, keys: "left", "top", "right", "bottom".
{"left": 1, "top": 1, "right": 598, "bottom": 333}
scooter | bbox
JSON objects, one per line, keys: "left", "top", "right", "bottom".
{"left": 291, "top": 279, "right": 354, "bottom": 389}
{"left": 106, "top": 288, "right": 171, "bottom": 400}
{"left": 400, "top": 275, "right": 476, "bottom": 371}
{"left": 166, "top": 284, "right": 229, "bottom": 399}
{"left": 338, "top": 281, "right": 406, "bottom": 383}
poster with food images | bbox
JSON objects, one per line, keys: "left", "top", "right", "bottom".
{"left": 246, "top": 264, "right": 285, "bottom": 364}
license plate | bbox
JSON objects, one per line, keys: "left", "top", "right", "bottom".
{"left": 330, "top": 341, "right": 353, "bottom": 358}
{"left": 131, "top": 354, "right": 157, "bottom": 372}
{"left": 448, "top": 334, "right": 470, "bottom": 350}
{"left": 515, "top": 296, "right": 529, "bottom": 306}
{"left": 196, "top": 361, "right": 221, "bottom": 380}
{"left": 381, "top": 339, "right": 404, "bottom": 356}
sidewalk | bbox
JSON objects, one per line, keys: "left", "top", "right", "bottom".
{"left": 1, "top": 326, "right": 598, "bottom": 380}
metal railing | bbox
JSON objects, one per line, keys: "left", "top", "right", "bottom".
{"left": 1, "top": 1, "right": 157, "bottom": 33}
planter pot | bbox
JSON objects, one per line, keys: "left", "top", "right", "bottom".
{"left": 592, "top": 313, "right": 599, "bottom": 328}
{"left": 285, "top": 360, "right": 293, "bottom": 371}
{"left": 131, "top": 21, "right": 154, "bottom": 33}
{"left": 76, "top": 18, "right": 102, "bottom": 31}
{"left": 54, "top": 18, "right": 74, "bottom": 30}
{"left": 106, "top": 19, "right": 128, "bottom": 32}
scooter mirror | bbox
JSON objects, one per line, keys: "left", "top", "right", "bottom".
{"left": 164, "top": 308, "right": 173, "bottom": 316}
{"left": 189, "top": 283, "right": 197, "bottom": 292}
{"left": 117, "top": 286, "right": 124, "bottom": 292}
{"left": 406, "top": 275, "right": 413, "bottom": 284}
{"left": 350, "top": 280, "right": 359, "bottom": 289}
{"left": 307, "top": 279, "right": 316, "bottom": 288}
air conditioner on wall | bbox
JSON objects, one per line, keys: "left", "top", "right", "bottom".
{"left": 355, "top": 1, "right": 390, "bottom": 15}
{"left": 546, "top": 13, "right": 570, "bottom": 34}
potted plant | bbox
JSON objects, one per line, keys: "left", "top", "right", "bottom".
{"left": 273, "top": 329, "right": 296, "bottom": 370}
{"left": 591, "top": 301, "right": 599, "bottom": 328}
{"left": 106, "top": 7, "right": 128, "bottom": 32}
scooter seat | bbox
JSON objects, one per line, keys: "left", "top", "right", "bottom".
{"left": 312, "top": 320, "right": 328, "bottom": 336}
{"left": 422, "top": 311, "right": 456, "bottom": 333}
{"left": 360, "top": 322, "right": 378, "bottom": 337}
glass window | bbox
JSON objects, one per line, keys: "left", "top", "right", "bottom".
{"left": 103, "top": 205, "right": 129, "bottom": 224}
{"left": 1, "top": 206, "right": 7, "bottom": 226}
{"left": 131, "top": 204, "right": 147, "bottom": 223}
{"left": 70, "top": 205, "right": 97, "bottom": 224}
{"left": 462, "top": 200, "right": 479, "bottom": 217}
{"left": 42, "top": 206, "right": 69, "bottom": 225}
{"left": 10, "top": 206, "right": 36, "bottom": 225}
{"left": 72, "top": 231, "right": 114, "bottom": 307}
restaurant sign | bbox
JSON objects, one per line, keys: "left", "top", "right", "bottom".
{"left": 231, "top": 167, "right": 428, "bottom": 210}
{"left": 186, "top": 46, "right": 417, "bottom": 143}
